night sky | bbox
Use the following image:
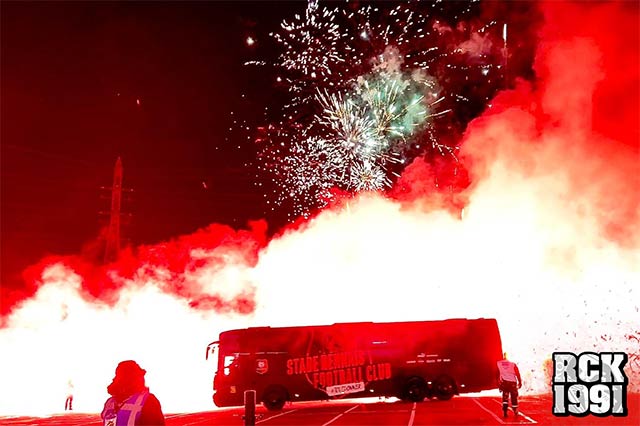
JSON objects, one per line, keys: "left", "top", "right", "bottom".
{"left": 1, "top": 1, "right": 305, "bottom": 290}
{"left": 1, "top": 0, "right": 541, "bottom": 299}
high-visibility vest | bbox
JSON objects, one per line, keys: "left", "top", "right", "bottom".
{"left": 102, "top": 390, "right": 149, "bottom": 426}
{"left": 497, "top": 360, "right": 519, "bottom": 382}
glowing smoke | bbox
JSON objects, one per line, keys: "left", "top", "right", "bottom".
{"left": 0, "top": 223, "right": 266, "bottom": 415}
{"left": 1, "top": 0, "right": 638, "bottom": 417}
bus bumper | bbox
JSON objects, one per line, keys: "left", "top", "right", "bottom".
{"left": 213, "top": 389, "right": 244, "bottom": 408}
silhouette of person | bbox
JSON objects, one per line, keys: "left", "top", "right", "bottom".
{"left": 101, "top": 360, "right": 165, "bottom": 426}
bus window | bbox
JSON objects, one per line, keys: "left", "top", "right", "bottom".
{"left": 223, "top": 354, "right": 238, "bottom": 376}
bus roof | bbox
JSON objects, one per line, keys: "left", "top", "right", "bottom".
{"left": 218, "top": 318, "right": 499, "bottom": 342}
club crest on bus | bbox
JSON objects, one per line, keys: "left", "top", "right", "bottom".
{"left": 256, "top": 359, "right": 269, "bottom": 375}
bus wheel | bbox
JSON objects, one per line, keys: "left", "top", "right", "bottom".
{"left": 434, "top": 376, "right": 456, "bottom": 401}
{"left": 403, "top": 377, "right": 427, "bottom": 402}
{"left": 262, "top": 385, "right": 288, "bottom": 411}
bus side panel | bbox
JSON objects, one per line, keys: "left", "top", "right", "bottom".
{"left": 212, "top": 319, "right": 504, "bottom": 407}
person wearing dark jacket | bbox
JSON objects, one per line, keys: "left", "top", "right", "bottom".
{"left": 101, "top": 360, "right": 165, "bottom": 426}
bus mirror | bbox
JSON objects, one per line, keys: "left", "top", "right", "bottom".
{"left": 206, "top": 341, "right": 219, "bottom": 361}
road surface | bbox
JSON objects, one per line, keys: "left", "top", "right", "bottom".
{"left": 1, "top": 394, "right": 638, "bottom": 425}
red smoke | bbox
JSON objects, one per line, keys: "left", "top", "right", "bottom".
{"left": 3, "top": 220, "right": 268, "bottom": 325}
{"left": 0, "top": 0, "right": 637, "bottom": 416}
{"left": 397, "top": 0, "right": 639, "bottom": 247}
{"left": 487, "top": 1, "right": 638, "bottom": 246}
{"left": 4, "top": 0, "right": 636, "bottom": 332}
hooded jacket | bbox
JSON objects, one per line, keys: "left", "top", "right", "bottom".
{"left": 101, "top": 360, "right": 165, "bottom": 426}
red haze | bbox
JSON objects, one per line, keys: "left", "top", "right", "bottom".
{"left": 0, "top": 0, "right": 638, "bottom": 416}
{"left": 2, "top": 220, "right": 268, "bottom": 325}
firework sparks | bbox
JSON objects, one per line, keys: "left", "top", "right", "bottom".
{"left": 1, "top": 1, "right": 637, "bottom": 417}
{"left": 313, "top": 66, "right": 435, "bottom": 186}
{"left": 243, "top": 0, "right": 506, "bottom": 218}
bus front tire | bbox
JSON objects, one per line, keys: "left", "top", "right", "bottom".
{"left": 262, "top": 385, "right": 288, "bottom": 411}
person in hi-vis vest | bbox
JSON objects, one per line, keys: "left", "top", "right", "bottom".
{"left": 497, "top": 352, "right": 522, "bottom": 418}
{"left": 101, "top": 360, "right": 165, "bottom": 426}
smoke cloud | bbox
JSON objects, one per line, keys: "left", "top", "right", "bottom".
{"left": 1, "top": 0, "right": 638, "bottom": 416}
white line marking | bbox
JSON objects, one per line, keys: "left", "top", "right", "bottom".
{"left": 490, "top": 398, "right": 538, "bottom": 424}
{"left": 407, "top": 402, "right": 417, "bottom": 426}
{"left": 473, "top": 398, "right": 506, "bottom": 424}
{"left": 321, "top": 404, "right": 360, "bottom": 426}
{"left": 256, "top": 408, "right": 299, "bottom": 424}
{"left": 517, "top": 412, "right": 537, "bottom": 424}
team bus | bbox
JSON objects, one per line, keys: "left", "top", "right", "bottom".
{"left": 206, "top": 318, "right": 503, "bottom": 411}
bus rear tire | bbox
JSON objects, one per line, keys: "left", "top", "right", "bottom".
{"left": 434, "top": 375, "right": 456, "bottom": 401}
{"left": 403, "top": 377, "right": 427, "bottom": 402}
{"left": 262, "top": 385, "right": 287, "bottom": 411}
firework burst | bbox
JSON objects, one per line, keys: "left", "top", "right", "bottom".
{"left": 245, "top": 0, "right": 507, "bottom": 217}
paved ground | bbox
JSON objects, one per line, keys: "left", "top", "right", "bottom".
{"left": 1, "top": 394, "right": 638, "bottom": 426}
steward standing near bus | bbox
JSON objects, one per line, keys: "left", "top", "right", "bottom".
{"left": 497, "top": 353, "right": 522, "bottom": 418}
{"left": 101, "top": 360, "right": 165, "bottom": 426}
